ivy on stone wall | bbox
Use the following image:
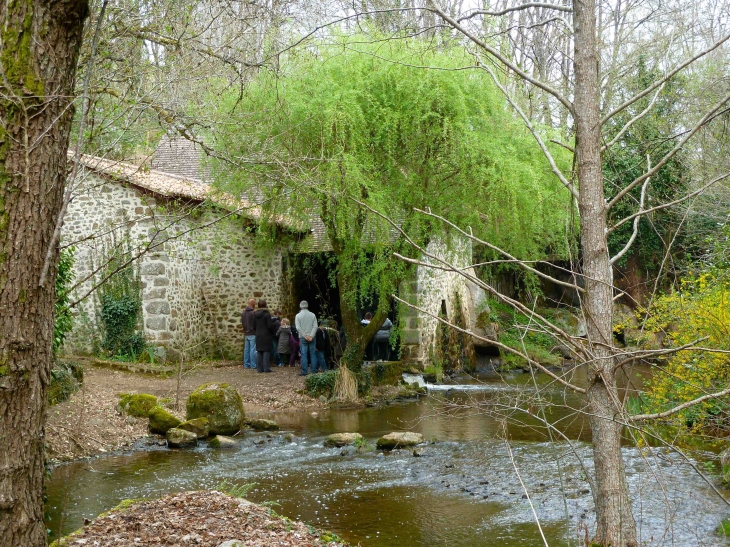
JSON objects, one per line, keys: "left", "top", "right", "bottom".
{"left": 54, "top": 247, "right": 76, "bottom": 354}
{"left": 97, "top": 238, "right": 146, "bottom": 359}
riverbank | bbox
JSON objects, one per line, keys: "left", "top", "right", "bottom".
{"left": 47, "top": 362, "right": 324, "bottom": 462}
{"left": 46, "top": 360, "right": 421, "bottom": 463}
{"left": 51, "top": 490, "right": 352, "bottom": 546}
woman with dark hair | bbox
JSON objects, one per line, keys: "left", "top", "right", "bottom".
{"left": 253, "top": 299, "right": 276, "bottom": 373}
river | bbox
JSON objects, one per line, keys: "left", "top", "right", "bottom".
{"left": 45, "top": 367, "right": 730, "bottom": 546}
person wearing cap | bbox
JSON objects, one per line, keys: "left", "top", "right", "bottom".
{"left": 295, "top": 300, "right": 318, "bottom": 376}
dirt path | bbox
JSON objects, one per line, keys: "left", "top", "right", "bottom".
{"left": 47, "top": 362, "right": 322, "bottom": 462}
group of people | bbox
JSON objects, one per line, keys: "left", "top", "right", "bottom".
{"left": 241, "top": 298, "right": 394, "bottom": 375}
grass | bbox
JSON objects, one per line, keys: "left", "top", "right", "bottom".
{"left": 488, "top": 298, "right": 565, "bottom": 367}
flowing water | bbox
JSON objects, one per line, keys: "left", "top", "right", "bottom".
{"left": 45, "top": 367, "right": 730, "bottom": 546}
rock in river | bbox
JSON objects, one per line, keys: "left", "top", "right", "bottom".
{"left": 324, "top": 432, "right": 363, "bottom": 448}
{"left": 166, "top": 427, "right": 198, "bottom": 448}
{"left": 246, "top": 418, "right": 279, "bottom": 431}
{"left": 209, "top": 435, "right": 238, "bottom": 449}
{"left": 148, "top": 406, "right": 182, "bottom": 434}
{"left": 178, "top": 417, "right": 209, "bottom": 439}
{"left": 376, "top": 431, "right": 424, "bottom": 450}
{"left": 186, "top": 383, "right": 244, "bottom": 435}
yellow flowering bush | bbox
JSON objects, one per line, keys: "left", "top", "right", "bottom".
{"left": 641, "top": 272, "right": 730, "bottom": 430}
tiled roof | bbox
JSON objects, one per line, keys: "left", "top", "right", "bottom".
{"left": 151, "top": 135, "right": 210, "bottom": 182}
{"left": 72, "top": 153, "right": 299, "bottom": 230}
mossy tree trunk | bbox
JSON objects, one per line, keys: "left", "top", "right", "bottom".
{"left": 0, "top": 1, "right": 88, "bottom": 545}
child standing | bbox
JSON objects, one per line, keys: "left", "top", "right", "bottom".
{"left": 276, "top": 318, "right": 292, "bottom": 367}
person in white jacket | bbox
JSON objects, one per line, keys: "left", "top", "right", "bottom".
{"left": 295, "top": 300, "right": 318, "bottom": 375}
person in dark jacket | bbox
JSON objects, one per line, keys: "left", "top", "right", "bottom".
{"left": 253, "top": 299, "right": 277, "bottom": 373}
{"left": 289, "top": 325, "right": 300, "bottom": 367}
{"left": 374, "top": 317, "right": 393, "bottom": 361}
{"left": 272, "top": 309, "right": 282, "bottom": 366}
{"left": 276, "top": 318, "right": 292, "bottom": 368}
{"left": 314, "top": 325, "right": 330, "bottom": 373}
{"left": 241, "top": 298, "right": 257, "bottom": 369}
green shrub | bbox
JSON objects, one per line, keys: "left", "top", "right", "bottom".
{"left": 717, "top": 518, "right": 730, "bottom": 536}
{"left": 305, "top": 370, "right": 338, "bottom": 398}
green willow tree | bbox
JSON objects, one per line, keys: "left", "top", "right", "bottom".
{"left": 209, "top": 37, "right": 572, "bottom": 370}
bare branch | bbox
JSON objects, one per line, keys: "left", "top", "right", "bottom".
{"left": 632, "top": 387, "right": 730, "bottom": 421}
{"left": 610, "top": 156, "right": 650, "bottom": 265}
{"left": 607, "top": 90, "right": 730, "bottom": 209}
{"left": 458, "top": 3, "right": 572, "bottom": 21}
{"left": 427, "top": 2, "right": 574, "bottom": 114}
{"left": 601, "top": 32, "right": 730, "bottom": 125}
{"left": 601, "top": 84, "right": 664, "bottom": 153}
{"left": 609, "top": 172, "right": 730, "bottom": 234}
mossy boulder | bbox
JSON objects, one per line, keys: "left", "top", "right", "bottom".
{"left": 166, "top": 427, "right": 198, "bottom": 448}
{"left": 186, "top": 383, "right": 244, "bottom": 435}
{"left": 324, "top": 433, "right": 363, "bottom": 448}
{"left": 376, "top": 431, "right": 424, "bottom": 450}
{"left": 178, "top": 417, "right": 209, "bottom": 439}
{"left": 48, "top": 362, "right": 83, "bottom": 406}
{"left": 247, "top": 418, "right": 279, "bottom": 431}
{"left": 118, "top": 393, "right": 158, "bottom": 417}
{"left": 209, "top": 435, "right": 238, "bottom": 449}
{"left": 148, "top": 406, "right": 181, "bottom": 434}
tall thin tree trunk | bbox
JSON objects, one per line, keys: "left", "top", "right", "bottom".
{"left": 0, "top": 1, "right": 88, "bottom": 546}
{"left": 573, "top": 0, "right": 638, "bottom": 545}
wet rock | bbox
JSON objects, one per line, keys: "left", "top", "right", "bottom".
{"left": 324, "top": 432, "right": 363, "bottom": 448}
{"left": 166, "top": 427, "right": 197, "bottom": 448}
{"left": 340, "top": 446, "right": 356, "bottom": 456}
{"left": 118, "top": 393, "right": 158, "bottom": 417}
{"left": 376, "top": 431, "right": 425, "bottom": 450}
{"left": 209, "top": 435, "right": 237, "bottom": 449}
{"left": 412, "top": 447, "right": 425, "bottom": 457}
{"left": 282, "top": 433, "right": 294, "bottom": 443}
{"left": 178, "top": 417, "right": 209, "bottom": 439}
{"left": 186, "top": 383, "right": 244, "bottom": 435}
{"left": 148, "top": 406, "right": 182, "bottom": 434}
{"left": 246, "top": 418, "right": 280, "bottom": 431}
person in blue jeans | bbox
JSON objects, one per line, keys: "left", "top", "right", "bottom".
{"left": 241, "top": 298, "right": 257, "bottom": 368}
{"left": 295, "top": 300, "right": 318, "bottom": 375}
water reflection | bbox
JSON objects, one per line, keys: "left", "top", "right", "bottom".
{"left": 45, "top": 366, "right": 729, "bottom": 546}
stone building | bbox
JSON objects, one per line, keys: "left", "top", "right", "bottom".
{"left": 62, "top": 147, "right": 491, "bottom": 365}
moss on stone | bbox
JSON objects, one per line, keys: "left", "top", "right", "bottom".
{"left": 246, "top": 418, "right": 280, "bottom": 431}
{"left": 177, "top": 417, "right": 209, "bottom": 438}
{"left": 148, "top": 405, "right": 181, "bottom": 434}
{"left": 186, "top": 383, "right": 244, "bottom": 435}
{"left": 119, "top": 393, "right": 158, "bottom": 417}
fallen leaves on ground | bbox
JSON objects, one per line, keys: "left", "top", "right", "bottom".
{"left": 57, "top": 491, "right": 351, "bottom": 547}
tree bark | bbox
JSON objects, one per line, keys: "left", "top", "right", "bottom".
{"left": 0, "top": 1, "right": 88, "bottom": 546}
{"left": 573, "top": 0, "right": 638, "bottom": 545}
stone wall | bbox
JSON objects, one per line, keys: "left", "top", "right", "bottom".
{"left": 62, "top": 170, "right": 288, "bottom": 360}
{"left": 399, "top": 235, "right": 487, "bottom": 368}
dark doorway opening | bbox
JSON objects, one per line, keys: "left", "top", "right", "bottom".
{"left": 289, "top": 252, "right": 341, "bottom": 324}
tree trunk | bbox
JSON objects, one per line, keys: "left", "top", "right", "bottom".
{"left": 337, "top": 268, "right": 389, "bottom": 373}
{"left": 0, "top": 2, "right": 88, "bottom": 546}
{"left": 573, "top": 0, "right": 638, "bottom": 545}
